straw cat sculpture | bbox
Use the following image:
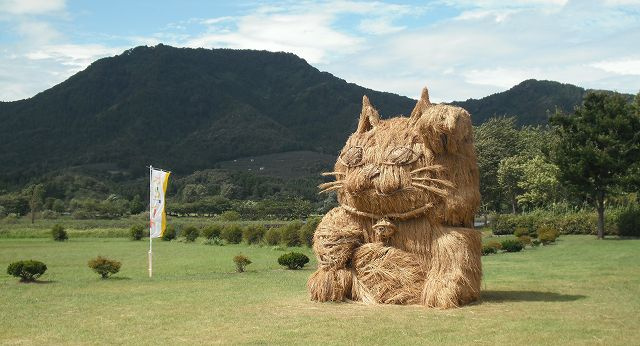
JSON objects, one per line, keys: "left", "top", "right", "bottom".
{"left": 308, "top": 87, "right": 482, "bottom": 308}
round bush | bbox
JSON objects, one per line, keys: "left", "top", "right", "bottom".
{"left": 280, "top": 221, "right": 303, "bottom": 247}
{"left": 299, "top": 217, "right": 321, "bottom": 247}
{"left": 221, "top": 224, "right": 243, "bottom": 244}
{"left": 617, "top": 205, "right": 640, "bottom": 237}
{"left": 51, "top": 224, "right": 68, "bottom": 241}
{"left": 162, "top": 225, "right": 177, "bottom": 241}
{"left": 219, "top": 210, "right": 241, "bottom": 222}
{"left": 482, "top": 245, "right": 497, "bottom": 256}
{"left": 243, "top": 225, "right": 265, "bottom": 244}
{"left": 537, "top": 226, "right": 559, "bottom": 245}
{"left": 201, "top": 224, "right": 223, "bottom": 240}
{"left": 130, "top": 224, "right": 145, "bottom": 240}
{"left": 7, "top": 260, "right": 47, "bottom": 282}
{"left": 278, "top": 252, "right": 310, "bottom": 269}
{"left": 501, "top": 239, "right": 524, "bottom": 252}
{"left": 87, "top": 256, "right": 122, "bottom": 279}
{"left": 233, "top": 254, "right": 251, "bottom": 273}
{"left": 518, "top": 235, "right": 533, "bottom": 247}
{"left": 182, "top": 226, "right": 200, "bottom": 242}
{"left": 264, "top": 227, "right": 281, "bottom": 246}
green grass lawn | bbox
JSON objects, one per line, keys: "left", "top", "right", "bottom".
{"left": 1, "top": 236, "right": 638, "bottom": 345}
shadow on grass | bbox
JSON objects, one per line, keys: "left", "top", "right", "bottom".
{"left": 108, "top": 276, "right": 131, "bottom": 280}
{"left": 19, "top": 280, "right": 56, "bottom": 284}
{"left": 481, "top": 290, "right": 586, "bottom": 302}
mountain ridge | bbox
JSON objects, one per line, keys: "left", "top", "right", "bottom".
{"left": 0, "top": 44, "right": 629, "bottom": 183}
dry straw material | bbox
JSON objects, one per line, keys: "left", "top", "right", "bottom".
{"left": 308, "top": 87, "right": 482, "bottom": 309}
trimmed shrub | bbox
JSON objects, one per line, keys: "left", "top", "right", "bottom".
{"left": 162, "top": 225, "right": 177, "bottom": 241}
{"left": 482, "top": 245, "right": 497, "bottom": 255}
{"left": 51, "top": 224, "right": 68, "bottom": 241}
{"left": 554, "top": 212, "right": 596, "bottom": 235}
{"left": 537, "top": 226, "right": 559, "bottom": 245}
{"left": 87, "top": 256, "right": 121, "bottom": 279}
{"left": 264, "top": 227, "right": 282, "bottom": 246}
{"left": 518, "top": 235, "right": 533, "bottom": 247}
{"left": 233, "top": 254, "right": 251, "bottom": 273}
{"left": 201, "top": 224, "right": 223, "bottom": 240}
{"left": 617, "top": 205, "right": 640, "bottom": 237}
{"left": 278, "top": 252, "right": 310, "bottom": 269}
{"left": 243, "top": 225, "right": 265, "bottom": 245}
{"left": 299, "top": 217, "right": 321, "bottom": 247}
{"left": 501, "top": 239, "right": 524, "bottom": 252}
{"left": 513, "top": 227, "right": 531, "bottom": 238}
{"left": 182, "top": 226, "right": 200, "bottom": 242}
{"left": 7, "top": 260, "right": 47, "bottom": 282}
{"left": 130, "top": 224, "right": 145, "bottom": 240}
{"left": 482, "top": 241, "right": 502, "bottom": 255}
{"left": 221, "top": 224, "right": 243, "bottom": 244}
{"left": 281, "top": 221, "right": 303, "bottom": 247}
{"left": 492, "top": 214, "right": 519, "bottom": 235}
{"left": 219, "top": 210, "right": 241, "bottom": 222}
{"left": 486, "top": 240, "right": 502, "bottom": 251}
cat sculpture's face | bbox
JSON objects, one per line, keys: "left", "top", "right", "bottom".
{"left": 321, "top": 90, "right": 457, "bottom": 216}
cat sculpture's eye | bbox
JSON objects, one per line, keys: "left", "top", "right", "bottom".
{"left": 339, "top": 146, "right": 364, "bottom": 167}
{"left": 384, "top": 147, "right": 420, "bottom": 166}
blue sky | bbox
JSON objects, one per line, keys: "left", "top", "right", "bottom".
{"left": 1, "top": 0, "right": 639, "bottom": 102}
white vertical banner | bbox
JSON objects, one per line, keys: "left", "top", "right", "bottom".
{"left": 149, "top": 167, "right": 170, "bottom": 239}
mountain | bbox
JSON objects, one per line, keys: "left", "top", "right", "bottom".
{"left": 0, "top": 44, "right": 415, "bottom": 179}
{"left": 452, "top": 79, "right": 587, "bottom": 126}
{"left": 0, "top": 44, "right": 628, "bottom": 183}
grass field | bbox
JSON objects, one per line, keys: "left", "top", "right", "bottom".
{"left": 1, "top": 235, "right": 638, "bottom": 345}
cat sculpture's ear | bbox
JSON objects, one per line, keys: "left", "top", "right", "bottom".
{"left": 357, "top": 95, "right": 380, "bottom": 133}
{"left": 410, "top": 86, "right": 473, "bottom": 154}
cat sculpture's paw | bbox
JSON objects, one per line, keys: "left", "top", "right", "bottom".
{"left": 307, "top": 267, "right": 352, "bottom": 302}
{"left": 421, "top": 276, "right": 478, "bottom": 309}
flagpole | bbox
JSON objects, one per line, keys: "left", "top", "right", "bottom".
{"left": 149, "top": 165, "right": 153, "bottom": 278}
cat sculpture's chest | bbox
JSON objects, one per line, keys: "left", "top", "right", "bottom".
{"left": 349, "top": 213, "right": 436, "bottom": 259}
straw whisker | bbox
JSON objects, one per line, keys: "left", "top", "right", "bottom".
{"left": 319, "top": 185, "right": 343, "bottom": 194}
{"left": 411, "top": 182, "right": 448, "bottom": 197}
{"left": 412, "top": 177, "right": 455, "bottom": 188}
{"left": 410, "top": 165, "right": 445, "bottom": 175}
{"left": 318, "top": 180, "right": 344, "bottom": 189}
{"left": 322, "top": 171, "right": 346, "bottom": 176}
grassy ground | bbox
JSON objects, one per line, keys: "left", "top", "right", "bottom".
{"left": 0, "top": 236, "right": 638, "bottom": 345}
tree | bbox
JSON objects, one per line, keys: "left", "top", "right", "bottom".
{"left": 129, "top": 194, "right": 145, "bottom": 214}
{"left": 497, "top": 155, "right": 526, "bottom": 213}
{"left": 474, "top": 117, "right": 520, "bottom": 212}
{"left": 551, "top": 92, "right": 640, "bottom": 239}
{"left": 516, "top": 156, "right": 560, "bottom": 210}
{"left": 25, "top": 184, "right": 45, "bottom": 224}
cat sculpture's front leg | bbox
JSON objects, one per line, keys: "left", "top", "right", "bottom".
{"left": 422, "top": 226, "right": 482, "bottom": 308}
{"left": 307, "top": 207, "right": 363, "bottom": 302}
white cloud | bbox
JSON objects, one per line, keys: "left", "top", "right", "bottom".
{"left": 591, "top": 59, "right": 640, "bottom": 75}
{"left": 0, "top": 0, "right": 65, "bottom": 15}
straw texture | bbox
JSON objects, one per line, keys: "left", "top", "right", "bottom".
{"left": 308, "top": 86, "right": 482, "bottom": 308}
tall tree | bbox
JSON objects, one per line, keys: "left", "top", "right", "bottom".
{"left": 25, "top": 184, "right": 45, "bottom": 224}
{"left": 474, "top": 117, "right": 520, "bottom": 212}
{"left": 551, "top": 92, "right": 640, "bottom": 238}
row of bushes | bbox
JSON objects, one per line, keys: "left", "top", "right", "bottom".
{"left": 7, "top": 252, "right": 311, "bottom": 282}
{"left": 482, "top": 228, "right": 560, "bottom": 256}
{"left": 131, "top": 217, "right": 322, "bottom": 247}
{"left": 491, "top": 206, "right": 640, "bottom": 237}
